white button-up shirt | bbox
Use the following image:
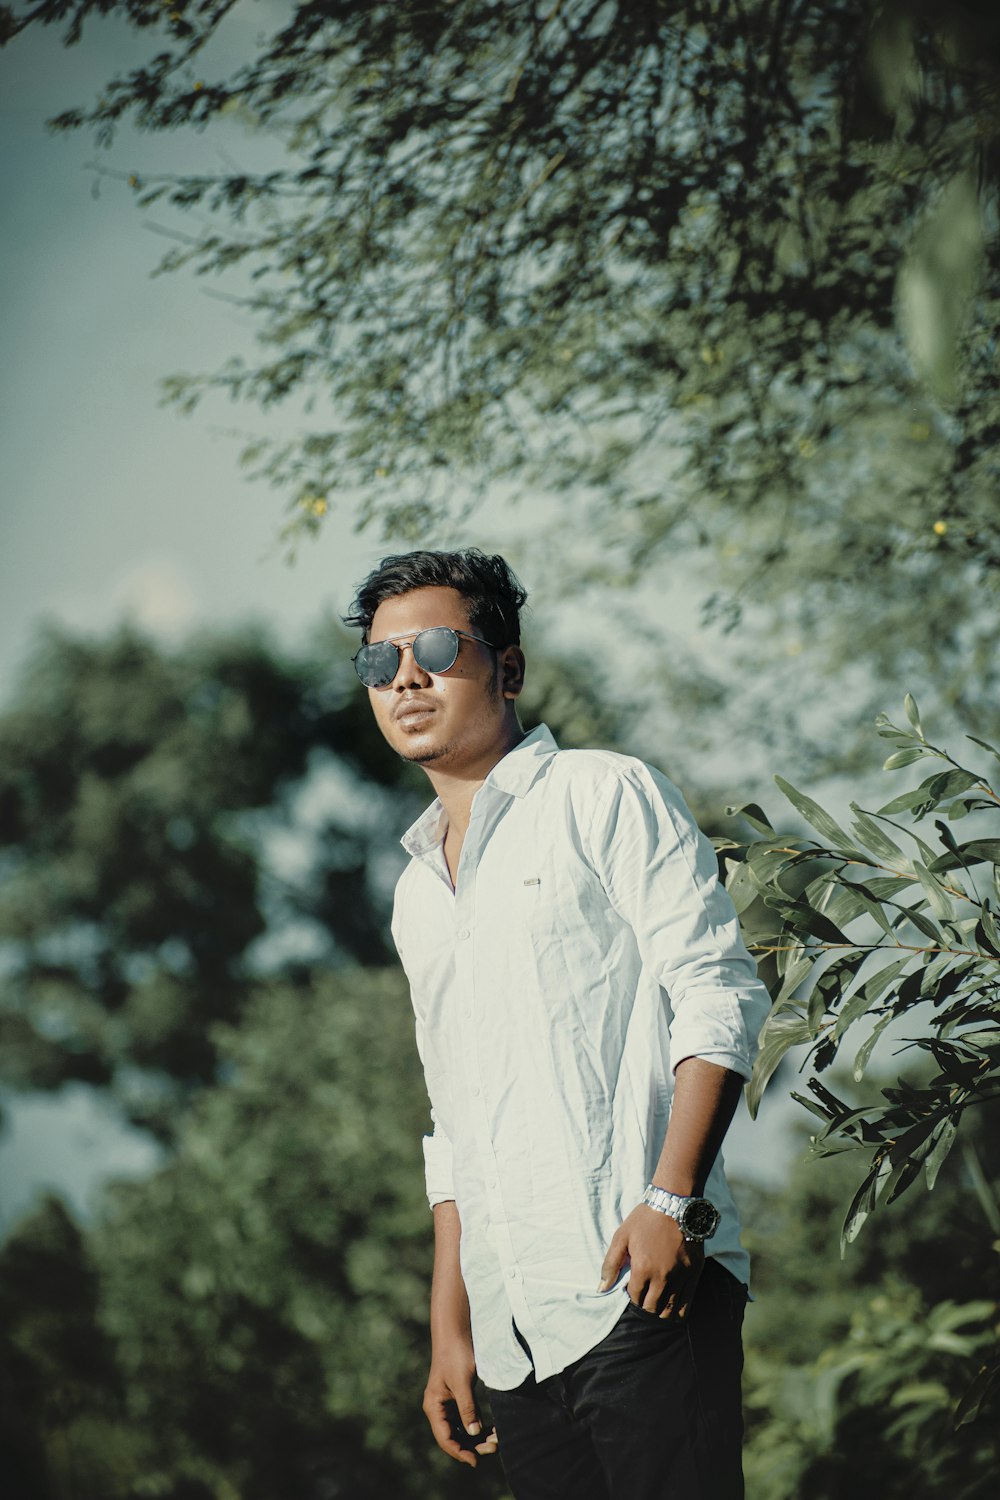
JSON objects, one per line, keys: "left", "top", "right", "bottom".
{"left": 391, "top": 725, "right": 771, "bottom": 1390}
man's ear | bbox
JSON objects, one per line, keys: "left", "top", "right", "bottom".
{"left": 500, "top": 646, "right": 526, "bottom": 700}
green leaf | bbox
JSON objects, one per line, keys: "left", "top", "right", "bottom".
{"left": 835, "top": 957, "right": 910, "bottom": 1041}
{"left": 773, "top": 776, "right": 861, "bottom": 853}
{"left": 775, "top": 954, "right": 814, "bottom": 1006}
{"left": 724, "top": 802, "right": 775, "bottom": 836}
{"left": 883, "top": 748, "right": 927, "bottom": 769}
{"left": 965, "top": 733, "right": 1000, "bottom": 766}
{"left": 975, "top": 911, "right": 1000, "bottom": 957}
{"left": 924, "top": 769, "right": 981, "bottom": 802}
{"left": 954, "top": 1355, "right": 1000, "bottom": 1429}
{"left": 863, "top": 875, "right": 915, "bottom": 901}
{"left": 878, "top": 786, "right": 930, "bottom": 815}
{"left": 746, "top": 1008, "right": 812, "bottom": 1118}
{"left": 924, "top": 1115, "right": 959, "bottom": 1189}
{"left": 853, "top": 1009, "right": 897, "bottom": 1081}
{"left": 724, "top": 858, "right": 759, "bottom": 915}
{"left": 841, "top": 1155, "right": 891, "bottom": 1254}
{"left": 904, "top": 693, "right": 922, "bottom": 733}
{"left": 913, "top": 861, "right": 955, "bottom": 920}
{"left": 902, "top": 902, "right": 943, "bottom": 943}
{"left": 928, "top": 839, "right": 1000, "bottom": 874}
{"left": 849, "top": 805, "right": 905, "bottom": 862}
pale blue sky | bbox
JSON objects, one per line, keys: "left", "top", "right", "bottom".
{"left": 0, "top": 9, "right": 406, "bottom": 703}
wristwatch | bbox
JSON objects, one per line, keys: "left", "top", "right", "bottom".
{"left": 642, "top": 1186, "right": 721, "bottom": 1242}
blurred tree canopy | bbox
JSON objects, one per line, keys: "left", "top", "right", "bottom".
{"left": 0, "top": 621, "right": 412, "bottom": 1137}
{"left": 2, "top": 976, "right": 996, "bottom": 1499}
{"left": 721, "top": 697, "right": 1000, "bottom": 1433}
{"left": 0, "top": 620, "right": 626, "bottom": 1139}
{"left": 4, "top": 0, "right": 999, "bottom": 726}
{"left": 740, "top": 1093, "right": 1000, "bottom": 1499}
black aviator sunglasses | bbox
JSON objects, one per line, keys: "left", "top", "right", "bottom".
{"left": 353, "top": 626, "right": 502, "bottom": 689}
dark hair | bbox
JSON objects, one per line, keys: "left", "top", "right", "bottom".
{"left": 345, "top": 548, "right": 528, "bottom": 644}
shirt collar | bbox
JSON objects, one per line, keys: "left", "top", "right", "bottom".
{"left": 400, "top": 724, "right": 558, "bottom": 858}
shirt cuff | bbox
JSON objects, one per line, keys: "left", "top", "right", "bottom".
{"left": 671, "top": 1048, "right": 754, "bottom": 1082}
{"left": 422, "top": 1127, "right": 455, "bottom": 1209}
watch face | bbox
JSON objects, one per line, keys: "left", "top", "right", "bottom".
{"left": 680, "top": 1199, "right": 720, "bottom": 1239}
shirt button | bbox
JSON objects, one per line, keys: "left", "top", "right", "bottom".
{"left": 464, "top": 1008, "right": 473, "bottom": 1019}
{"left": 471, "top": 1086, "right": 480, "bottom": 1097}
{"left": 457, "top": 928, "right": 470, "bottom": 940}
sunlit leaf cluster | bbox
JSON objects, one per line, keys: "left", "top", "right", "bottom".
{"left": 723, "top": 698, "right": 1000, "bottom": 1251}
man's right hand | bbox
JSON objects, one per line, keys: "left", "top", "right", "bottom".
{"left": 423, "top": 1335, "right": 498, "bottom": 1468}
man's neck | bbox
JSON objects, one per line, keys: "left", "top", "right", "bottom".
{"left": 424, "top": 719, "right": 526, "bottom": 843}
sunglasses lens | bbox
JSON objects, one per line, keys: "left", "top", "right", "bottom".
{"left": 355, "top": 641, "right": 399, "bottom": 688}
{"left": 412, "top": 627, "right": 460, "bottom": 675}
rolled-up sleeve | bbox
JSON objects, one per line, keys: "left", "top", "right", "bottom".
{"left": 593, "top": 764, "right": 770, "bottom": 1079}
{"left": 422, "top": 1112, "right": 455, "bottom": 1208}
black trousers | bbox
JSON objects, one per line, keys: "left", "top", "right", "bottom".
{"left": 485, "top": 1258, "right": 747, "bottom": 1500}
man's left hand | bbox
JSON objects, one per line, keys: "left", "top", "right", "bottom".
{"left": 597, "top": 1204, "right": 705, "bottom": 1318}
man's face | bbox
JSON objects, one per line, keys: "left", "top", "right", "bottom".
{"left": 365, "top": 585, "right": 516, "bottom": 769}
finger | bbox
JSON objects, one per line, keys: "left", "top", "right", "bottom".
{"left": 455, "top": 1388, "right": 482, "bottom": 1440}
{"left": 474, "top": 1428, "right": 499, "bottom": 1456}
{"left": 597, "top": 1229, "right": 627, "bottom": 1291}
{"left": 424, "top": 1400, "right": 477, "bottom": 1467}
{"left": 641, "top": 1280, "right": 664, "bottom": 1315}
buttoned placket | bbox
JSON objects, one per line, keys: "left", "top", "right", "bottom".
{"left": 433, "top": 781, "right": 548, "bottom": 1368}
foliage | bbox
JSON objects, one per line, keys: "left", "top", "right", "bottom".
{"left": 0, "top": 618, "right": 632, "bottom": 1140}
{"left": 741, "top": 1106, "right": 1000, "bottom": 1500}
{"left": 4, "top": 1, "right": 1000, "bottom": 720}
{"left": 720, "top": 696, "right": 1000, "bottom": 1431}
{"left": 0, "top": 620, "right": 418, "bottom": 1137}
{"left": 0, "top": 969, "right": 512, "bottom": 1498}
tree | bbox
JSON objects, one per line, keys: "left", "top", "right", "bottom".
{"left": 724, "top": 696, "right": 1000, "bottom": 1424}
{"left": 0, "top": 620, "right": 416, "bottom": 1137}
{"left": 4, "top": 1, "right": 998, "bottom": 729}
{"left": 0, "top": 970, "right": 513, "bottom": 1500}
{"left": 0, "top": 617, "right": 632, "bottom": 1138}
{"left": 738, "top": 1091, "right": 1000, "bottom": 1499}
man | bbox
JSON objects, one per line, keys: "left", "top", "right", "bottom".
{"left": 346, "top": 548, "right": 771, "bottom": 1499}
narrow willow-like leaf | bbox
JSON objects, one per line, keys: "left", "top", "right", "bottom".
{"left": 775, "top": 954, "right": 813, "bottom": 1003}
{"left": 884, "top": 1155, "right": 924, "bottom": 1204}
{"left": 849, "top": 804, "right": 905, "bottom": 861}
{"left": 883, "top": 748, "right": 928, "bottom": 769}
{"left": 834, "top": 956, "right": 909, "bottom": 1039}
{"left": 904, "top": 693, "right": 922, "bottom": 733}
{"left": 863, "top": 874, "right": 915, "bottom": 901}
{"left": 924, "top": 1117, "right": 960, "bottom": 1189}
{"left": 841, "top": 1156, "right": 891, "bottom": 1254}
{"left": 903, "top": 902, "right": 944, "bottom": 943}
{"left": 878, "top": 785, "right": 931, "bottom": 816}
{"left": 746, "top": 1009, "right": 812, "bottom": 1118}
{"left": 965, "top": 733, "right": 1000, "bottom": 766}
{"left": 839, "top": 881, "right": 896, "bottom": 935}
{"left": 923, "top": 768, "right": 981, "bottom": 802}
{"left": 928, "top": 839, "right": 1000, "bottom": 874}
{"left": 913, "top": 860, "right": 955, "bottom": 920}
{"left": 954, "top": 1357, "right": 1000, "bottom": 1429}
{"left": 853, "top": 1009, "right": 897, "bottom": 1081}
{"left": 724, "top": 801, "right": 775, "bottom": 836}
{"left": 724, "top": 858, "right": 758, "bottom": 915}
{"left": 773, "top": 776, "right": 861, "bottom": 853}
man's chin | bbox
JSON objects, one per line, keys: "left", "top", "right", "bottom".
{"left": 394, "top": 736, "right": 449, "bottom": 765}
